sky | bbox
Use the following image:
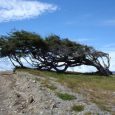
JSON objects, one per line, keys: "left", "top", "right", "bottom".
{"left": 0, "top": 0, "right": 115, "bottom": 71}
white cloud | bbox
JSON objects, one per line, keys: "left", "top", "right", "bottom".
{"left": 0, "top": 0, "right": 57, "bottom": 22}
{"left": 0, "top": 57, "right": 14, "bottom": 71}
{"left": 101, "top": 44, "right": 115, "bottom": 72}
{"left": 107, "top": 51, "right": 115, "bottom": 71}
{"left": 67, "top": 66, "right": 97, "bottom": 73}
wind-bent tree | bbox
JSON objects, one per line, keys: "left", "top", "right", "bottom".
{"left": 0, "top": 31, "right": 47, "bottom": 68}
{"left": 0, "top": 30, "right": 112, "bottom": 76}
{"left": 45, "top": 35, "right": 111, "bottom": 75}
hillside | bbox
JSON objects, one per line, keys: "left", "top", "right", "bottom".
{"left": 0, "top": 69, "right": 115, "bottom": 115}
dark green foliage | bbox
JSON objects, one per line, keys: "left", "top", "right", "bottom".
{"left": 57, "top": 93, "right": 76, "bottom": 100}
{"left": 71, "top": 105, "right": 84, "bottom": 112}
{"left": 0, "top": 30, "right": 112, "bottom": 76}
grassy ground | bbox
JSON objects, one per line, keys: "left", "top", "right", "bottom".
{"left": 16, "top": 68, "right": 115, "bottom": 112}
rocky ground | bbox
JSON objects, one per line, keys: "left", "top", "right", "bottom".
{"left": 0, "top": 71, "right": 113, "bottom": 115}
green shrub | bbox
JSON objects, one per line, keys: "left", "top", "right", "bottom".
{"left": 57, "top": 93, "right": 76, "bottom": 100}
{"left": 71, "top": 105, "right": 84, "bottom": 112}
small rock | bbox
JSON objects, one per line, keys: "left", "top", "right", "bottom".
{"left": 32, "top": 80, "right": 36, "bottom": 83}
{"left": 16, "top": 93, "right": 21, "bottom": 98}
{"left": 28, "top": 96, "right": 34, "bottom": 104}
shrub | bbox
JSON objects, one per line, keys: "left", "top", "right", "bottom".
{"left": 57, "top": 93, "right": 76, "bottom": 100}
{"left": 71, "top": 105, "right": 84, "bottom": 112}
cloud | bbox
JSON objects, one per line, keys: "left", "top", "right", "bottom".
{"left": 108, "top": 51, "right": 115, "bottom": 71}
{"left": 0, "top": 0, "right": 57, "bottom": 22}
{"left": 0, "top": 57, "right": 14, "bottom": 71}
{"left": 101, "top": 44, "right": 115, "bottom": 71}
{"left": 67, "top": 66, "right": 97, "bottom": 73}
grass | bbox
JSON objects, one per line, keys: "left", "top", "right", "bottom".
{"left": 46, "top": 85, "right": 57, "bottom": 90}
{"left": 92, "top": 99, "right": 111, "bottom": 112}
{"left": 32, "top": 77, "right": 41, "bottom": 82}
{"left": 71, "top": 105, "right": 84, "bottom": 112}
{"left": 84, "top": 112, "right": 92, "bottom": 115}
{"left": 41, "top": 79, "right": 57, "bottom": 90}
{"left": 16, "top": 68, "right": 115, "bottom": 112}
{"left": 56, "top": 92, "right": 76, "bottom": 100}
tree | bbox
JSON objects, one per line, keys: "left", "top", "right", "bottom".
{"left": 0, "top": 30, "right": 112, "bottom": 76}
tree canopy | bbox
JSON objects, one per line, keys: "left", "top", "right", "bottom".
{"left": 0, "top": 30, "right": 112, "bottom": 76}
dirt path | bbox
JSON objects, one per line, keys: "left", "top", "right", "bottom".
{"left": 0, "top": 71, "right": 111, "bottom": 115}
{"left": 0, "top": 78, "right": 8, "bottom": 115}
{"left": 0, "top": 72, "right": 14, "bottom": 115}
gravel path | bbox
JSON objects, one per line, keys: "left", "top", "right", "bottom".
{"left": 0, "top": 71, "right": 112, "bottom": 115}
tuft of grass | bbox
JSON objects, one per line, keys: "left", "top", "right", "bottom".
{"left": 32, "top": 77, "right": 41, "bottom": 82}
{"left": 46, "top": 85, "right": 57, "bottom": 90}
{"left": 56, "top": 92, "right": 76, "bottom": 100}
{"left": 41, "top": 79, "right": 49, "bottom": 86}
{"left": 92, "top": 99, "right": 111, "bottom": 112}
{"left": 71, "top": 105, "right": 84, "bottom": 112}
{"left": 84, "top": 112, "right": 92, "bottom": 115}
{"left": 41, "top": 79, "right": 57, "bottom": 90}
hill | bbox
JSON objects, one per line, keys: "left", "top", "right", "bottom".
{"left": 0, "top": 69, "right": 115, "bottom": 114}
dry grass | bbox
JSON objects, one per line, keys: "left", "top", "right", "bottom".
{"left": 41, "top": 78, "right": 57, "bottom": 90}
{"left": 84, "top": 112, "right": 92, "bottom": 115}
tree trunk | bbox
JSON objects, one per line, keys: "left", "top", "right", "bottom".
{"left": 95, "top": 65, "right": 112, "bottom": 76}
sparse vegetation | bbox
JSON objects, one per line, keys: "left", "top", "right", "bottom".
{"left": 41, "top": 79, "right": 57, "bottom": 90}
{"left": 46, "top": 85, "right": 57, "bottom": 90}
{"left": 71, "top": 104, "right": 84, "bottom": 112}
{"left": 92, "top": 99, "right": 111, "bottom": 112}
{"left": 41, "top": 79, "right": 49, "bottom": 86}
{"left": 56, "top": 92, "right": 76, "bottom": 100}
{"left": 32, "top": 77, "right": 41, "bottom": 82}
{"left": 84, "top": 112, "right": 92, "bottom": 115}
{"left": 16, "top": 68, "right": 115, "bottom": 112}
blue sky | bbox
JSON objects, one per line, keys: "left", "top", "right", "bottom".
{"left": 0, "top": 0, "right": 115, "bottom": 71}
